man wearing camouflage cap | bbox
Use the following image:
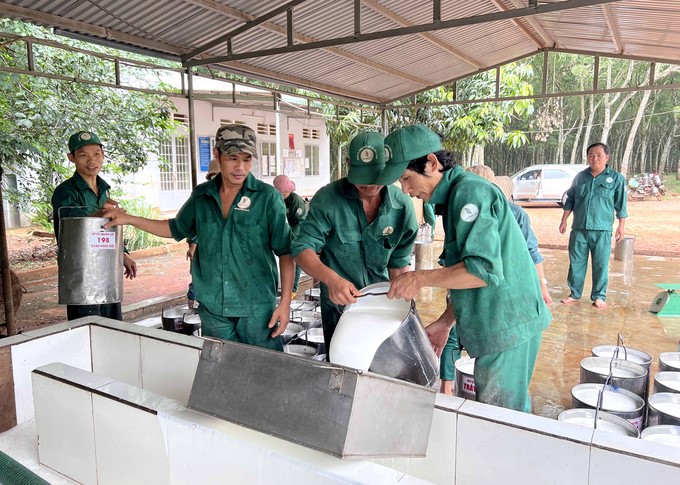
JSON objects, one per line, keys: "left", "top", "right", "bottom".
{"left": 378, "top": 124, "right": 551, "bottom": 412}
{"left": 104, "top": 124, "right": 294, "bottom": 350}
{"left": 292, "top": 131, "right": 418, "bottom": 357}
{"left": 52, "top": 130, "right": 137, "bottom": 321}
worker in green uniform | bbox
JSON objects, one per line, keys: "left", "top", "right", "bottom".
{"left": 52, "top": 131, "right": 137, "bottom": 321}
{"left": 378, "top": 125, "right": 551, "bottom": 412}
{"left": 559, "top": 142, "right": 627, "bottom": 309}
{"left": 437, "top": 166, "right": 554, "bottom": 395}
{"left": 103, "top": 124, "right": 294, "bottom": 350}
{"left": 292, "top": 131, "right": 418, "bottom": 357}
{"left": 273, "top": 174, "right": 307, "bottom": 295}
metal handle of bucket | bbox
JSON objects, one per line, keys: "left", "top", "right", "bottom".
{"left": 57, "top": 205, "right": 103, "bottom": 219}
{"left": 593, "top": 333, "right": 627, "bottom": 428}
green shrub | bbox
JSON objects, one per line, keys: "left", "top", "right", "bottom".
{"left": 119, "top": 196, "right": 167, "bottom": 252}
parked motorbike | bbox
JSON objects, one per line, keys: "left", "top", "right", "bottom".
{"left": 627, "top": 174, "right": 663, "bottom": 201}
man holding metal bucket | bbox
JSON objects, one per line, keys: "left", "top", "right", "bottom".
{"left": 291, "top": 131, "right": 418, "bottom": 359}
{"left": 378, "top": 125, "right": 551, "bottom": 413}
{"left": 103, "top": 125, "right": 294, "bottom": 351}
{"left": 52, "top": 131, "right": 137, "bottom": 321}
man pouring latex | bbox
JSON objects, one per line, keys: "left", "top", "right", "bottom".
{"left": 378, "top": 125, "right": 551, "bottom": 412}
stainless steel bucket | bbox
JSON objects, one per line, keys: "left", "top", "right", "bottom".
{"left": 580, "top": 357, "right": 648, "bottom": 398}
{"left": 647, "top": 393, "right": 680, "bottom": 426}
{"left": 659, "top": 352, "right": 680, "bottom": 372}
{"left": 640, "top": 425, "right": 680, "bottom": 446}
{"left": 571, "top": 383, "right": 645, "bottom": 429}
{"left": 455, "top": 357, "right": 476, "bottom": 401}
{"left": 330, "top": 282, "right": 439, "bottom": 387}
{"left": 614, "top": 235, "right": 635, "bottom": 261}
{"left": 558, "top": 409, "right": 639, "bottom": 438}
{"left": 58, "top": 216, "right": 123, "bottom": 305}
{"left": 653, "top": 371, "right": 680, "bottom": 394}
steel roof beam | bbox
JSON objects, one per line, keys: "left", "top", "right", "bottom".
{"left": 182, "top": 0, "right": 429, "bottom": 85}
{"left": 490, "top": 0, "right": 554, "bottom": 48}
{"left": 0, "top": 2, "right": 185, "bottom": 57}
{"left": 362, "top": 0, "right": 484, "bottom": 69}
{"left": 186, "top": 0, "right": 622, "bottom": 66}
{"left": 601, "top": 4, "right": 623, "bottom": 53}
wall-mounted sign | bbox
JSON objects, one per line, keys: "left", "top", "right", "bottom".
{"left": 198, "top": 136, "right": 211, "bottom": 171}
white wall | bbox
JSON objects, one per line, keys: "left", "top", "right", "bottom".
{"left": 126, "top": 97, "right": 330, "bottom": 212}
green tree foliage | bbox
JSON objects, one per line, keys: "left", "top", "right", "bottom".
{"left": 322, "top": 61, "right": 536, "bottom": 179}
{"left": 0, "top": 19, "right": 178, "bottom": 225}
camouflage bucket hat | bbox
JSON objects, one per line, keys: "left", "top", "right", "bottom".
{"left": 215, "top": 124, "right": 258, "bottom": 159}
{"left": 68, "top": 131, "right": 103, "bottom": 152}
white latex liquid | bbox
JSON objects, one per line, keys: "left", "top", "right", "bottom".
{"left": 595, "top": 350, "right": 648, "bottom": 365}
{"left": 642, "top": 434, "right": 680, "bottom": 446}
{"left": 651, "top": 402, "right": 680, "bottom": 418}
{"left": 656, "top": 376, "right": 680, "bottom": 391}
{"left": 456, "top": 359, "right": 475, "bottom": 375}
{"left": 573, "top": 388, "right": 640, "bottom": 412}
{"left": 585, "top": 366, "right": 639, "bottom": 378}
{"left": 330, "top": 306, "right": 405, "bottom": 371}
{"left": 562, "top": 417, "right": 632, "bottom": 436}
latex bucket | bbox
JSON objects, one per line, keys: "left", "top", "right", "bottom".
{"left": 58, "top": 216, "right": 123, "bottom": 305}
{"left": 455, "top": 357, "right": 476, "bottom": 401}
{"left": 571, "top": 383, "right": 645, "bottom": 430}
{"left": 640, "top": 425, "right": 680, "bottom": 446}
{"left": 161, "top": 308, "right": 185, "bottom": 332}
{"left": 659, "top": 352, "right": 680, "bottom": 372}
{"left": 653, "top": 372, "right": 680, "bottom": 394}
{"left": 558, "top": 409, "right": 639, "bottom": 438}
{"left": 614, "top": 235, "right": 635, "bottom": 261}
{"left": 330, "top": 282, "right": 439, "bottom": 387}
{"left": 592, "top": 345, "right": 653, "bottom": 400}
{"left": 647, "top": 393, "right": 680, "bottom": 427}
{"left": 580, "top": 357, "right": 648, "bottom": 399}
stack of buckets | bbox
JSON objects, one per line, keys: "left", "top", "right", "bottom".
{"left": 561, "top": 346, "right": 680, "bottom": 443}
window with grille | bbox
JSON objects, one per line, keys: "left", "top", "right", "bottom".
{"left": 159, "top": 136, "right": 191, "bottom": 192}
{"left": 260, "top": 141, "right": 277, "bottom": 176}
{"left": 305, "top": 144, "right": 319, "bottom": 176}
{"left": 173, "top": 113, "right": 189, "bottom": 127}
{"left": 303, "top": 128, "right": 320, "bottom": 139}
{"left": 257, "top": 123, "right": 276, "bottom": 136}
{"left": 220, "top": 119, "right": 247, "bottom": 127}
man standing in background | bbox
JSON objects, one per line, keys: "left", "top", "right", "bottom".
{"left": 559, "top": 142, "right": 627, "bottom": 309}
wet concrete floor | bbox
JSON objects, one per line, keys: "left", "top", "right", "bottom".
{"left": 411, "top": 243, "right": 680, "bottom": 419}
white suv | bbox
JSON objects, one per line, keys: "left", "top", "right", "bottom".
{"left": 511, "top": 164, "right": 588, "bottom": 206}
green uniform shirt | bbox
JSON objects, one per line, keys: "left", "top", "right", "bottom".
{"left": 51, "top": 172, "right": 111, "bottom": 243}
{"left": 292, "top": 178, "right": 418, "bottom": 288}
{"left": 430, "top": 166, "right": 551, "bottom": 357}
{"left": 169, "top": 173, "right": 292, "bottom": 318}
{"left": 285, "top": 192, "right": 307, "bottom": 238}
{"left": 564, "top": 166, "right": 628, "bottom": 230}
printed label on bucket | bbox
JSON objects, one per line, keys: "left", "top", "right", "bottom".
{"left": 628, "top": 415, "right": 644, "bottom": 430}
{"left": 462, "top": 375, "right": 476, "bottom": 395}
{"left": 89, "top": 231, "right": 116, "bottom": 249}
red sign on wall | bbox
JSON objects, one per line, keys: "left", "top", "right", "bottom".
{"left": 288, "top": 133, "right": 295, "bottom": 150}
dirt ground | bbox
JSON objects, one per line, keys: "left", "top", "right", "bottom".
{"left": 6, "top": 193, "right": 680, "bottom": 271}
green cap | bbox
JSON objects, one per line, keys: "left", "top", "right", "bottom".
{"left": 68, "top": 131, "right": 103, "bottom": 152}
{"left": 376, "top": 125, "right": 443, "bottom": 185}
{"left": 347, "top": 131, "right": 386, "bottom": 185}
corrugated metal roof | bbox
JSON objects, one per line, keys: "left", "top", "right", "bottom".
{"left": 1, "top": 0, "right": 679, "bottom": 104}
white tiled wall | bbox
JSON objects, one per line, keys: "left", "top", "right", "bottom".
{"left": 140, "top": 336, "right": 201, "bottom": 404}
{"left": 12, "top": 325, "right": 91, "bottom": 424}
{"left": 16, "top": 321, "right": 680, "bottom": 485}
{"left": 91, "top": 325, "right": 142, "bottom": 386}
{"left": 33, "top": 369, "right": 99, "bottom": 485}
{"left": 93, "top": 393, "right": 171, "bottom": 485}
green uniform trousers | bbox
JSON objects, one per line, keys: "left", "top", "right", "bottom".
{"left": 474, "top": 333, "right": 542, "bottom": 413}
{"left": 567, "top": 229, "right": 611, "bottom": 301}
{"left": 293, "top": 264, "right": 302, "bottom": 293}
{"left": 440, "top": 325, "right": 462, "bottom": 381}
{"left": 197, "top": 306, "right": 283, "bottom": 351}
